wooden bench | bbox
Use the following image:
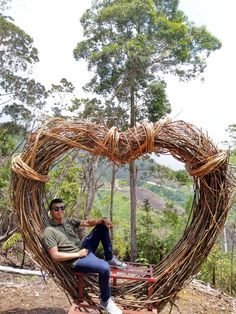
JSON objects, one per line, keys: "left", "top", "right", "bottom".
{"left": 68, "top": 262, "right": 157, "bottom": 314}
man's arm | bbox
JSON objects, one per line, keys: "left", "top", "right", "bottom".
{"left": 48, "top": 246, "right": 88, "bottom": 262}
{"left": 80, "top": 218, "right": 112, "bottom": 228}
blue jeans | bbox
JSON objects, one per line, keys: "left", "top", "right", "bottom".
{"left": 72, "top": 224, "right": 113, "bottom": 302}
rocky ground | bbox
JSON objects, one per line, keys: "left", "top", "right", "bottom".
{"left": 0, "top": 272, "right": 235, "bottom": 314}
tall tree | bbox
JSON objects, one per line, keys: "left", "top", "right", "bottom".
{"left": 226, "top": 124, "right": 236, "bottom": 148}
{"left": 0, "top": 5, "right": 47, "bottom": 133}
{"left": 74, "top": 0, "right": 221, "bottom": 260}
{"left": 48, "top": 78, "right": 75, "bottom": 118}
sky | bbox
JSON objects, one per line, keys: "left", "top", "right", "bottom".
{"left": 7, "top": 0, "right": 236, "bottom": 169}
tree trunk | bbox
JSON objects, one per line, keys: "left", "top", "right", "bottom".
{"left": 129, "top": 86, "right": 137, "bottom": 261}
{"left": 82, "top": 156, "right": 99, "bottom": 219}
{"left": 230, "top": 223, "right": 236, "bottom": 295}
{"left": 78, "top": 156, "right": 100, "bottom": 239}
{"left": 212, "top": 265, "right": 216, "bottom": 288}
{"left": 109, "top": 163, "right": 117, "bottom": 242}
{"left": 230, "top": 240, "right": 234, "bottom": 295}
{"left": 20, "top": 240, "right": 26, "bottom": 268}
{"left": 129, "top": 161, "right": 137, "bottom": 261}
{"left": 223, "top": 227, "right": 228, "bottom": 253}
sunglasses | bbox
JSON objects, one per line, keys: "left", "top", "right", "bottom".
{"left": 52, "top": 206, "right": 65, "bottom": 211}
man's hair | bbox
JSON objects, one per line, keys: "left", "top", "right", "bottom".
{"left": 49, "top": 198, "right": 64, "bottom": 210}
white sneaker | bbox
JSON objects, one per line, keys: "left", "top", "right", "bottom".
{"left": 107, "top": 256, "right": 127, "bottom": 269}
{"left": 100, "top": 297, "right": 122, "bottom": 314}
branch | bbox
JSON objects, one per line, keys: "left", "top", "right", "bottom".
{"left": 0, "top": 265, "right": 46, "bottom": 276}
{"left": 0, "top": 226, "right": 18, "bottom": 242}
{"left": 0, "top": 96, "right": 14, "bottom": 106}
{"left": 0, "top": 92, "right": 14, "bottom": 96}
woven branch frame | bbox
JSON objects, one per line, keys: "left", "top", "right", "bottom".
{"left": 10, "top": 118, "right": 234, "bottom": 312}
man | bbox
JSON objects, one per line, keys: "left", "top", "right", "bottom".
{"left": 42, "top": 198, "right": 126, "bottom": 314}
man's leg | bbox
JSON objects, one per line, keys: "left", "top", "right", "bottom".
{"left": 82, "top": 223, "right": 127, "bottom": 269}
{"left": 82, "top": 223, "right": 113, "bottom": 261}
{"left": 73, "top": 252, "right": 111, "bottom": 302}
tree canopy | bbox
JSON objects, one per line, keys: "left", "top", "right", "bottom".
{"left": 74, "top": 0, "right": 221, "bottom": 124}
{"left": 0, "top": 7, "right": 47, "bottom": 133}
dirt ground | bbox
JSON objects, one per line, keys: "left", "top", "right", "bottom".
{"left": 0, "top": 272, "right": 236, "bottom": 314}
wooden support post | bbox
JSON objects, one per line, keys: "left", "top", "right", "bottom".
{"left": 75, "top": 272, "right": 85, "bottom": 300}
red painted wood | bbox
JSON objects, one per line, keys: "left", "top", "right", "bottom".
{"left": 71, "top": 262, "right": 157, "bottom": 313}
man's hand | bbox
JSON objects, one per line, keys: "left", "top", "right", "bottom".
{"left": 80, "top": 218, "right": 113, "bottom": 228}
{"left": 78, "top": 248, "right": 88, "bottom": 258}
{"left": 102, "top": 218, "right": 113, "bottom": 229}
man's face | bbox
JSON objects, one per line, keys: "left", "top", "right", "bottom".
{"left": 50, "top": 202, "right": 65, "bottom": 220}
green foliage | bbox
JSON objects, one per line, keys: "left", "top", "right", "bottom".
{"left": 48, "top": 78, "right": 75, "bottom": 118}
{"left": 0, "top": 159, "right": 11, "bottom": 190}
{"left": 45, "top": 155, "right": 83, "bottom": 216}
{"left": 94, "top": 189, "right": 130, "bottom": 220}
{"left": 153, "top": 163, "right": 175, "bottom": 181}
{"left": 145, "top": 81, "right": 171, "bottom": 122}
{"left": 174, "top": 169, "right": 190, "bottom": 184}
{"left": 0, "top": 129, "right": 16, "bottom": 241}
{"left": 136, "top": 199, "right": 186, "bottom": 263}
{"left": 223, "top": 124, "right": 236, "bottom": 154}
{"left": 143, "top": 181, "right": 190, "bottom": 207}
{"left": 91, "top": 170, "right": 192, "bottom": 263}
{"left": 1, "top": 104, "right": 32, "bottom": 132}
{"left": 0, "top": 131, "right": 15, "bottom": 211}
{"left": 92, "top": 160, "right": 192, "bottom": 262}
{"left": 70, "top": 97, "right": 105, "bottom": 123}
{"left": 74, "top": 0, "right": 221, "bottom": 127}
{"left": 136, "top": 199, "right": 159, "bottom": 263}
{"left": 93, "top": 189, "right": 131, "bottom": 257}
{"left": 230, "top": 148, "right": 236, "bottom": 165}
{"left": 198, "top": 243, "right": 236, "bottom": 295}
{"left": 0, "top": 15, "right": 38, "bottom": 67}
{"left": 225, "top": 125, "right": 236, "bottom": 165}
{"left": 152, "top": 163, "right": 191, "bottom": 185}
{"left": 0, "top": 13, "right": 47, "bottom": 129}
{"left": 0, "top": 129, "right": 15, "bottom": 156}
{"left": 2, "top": 232, "right": 21, "bottom": 251}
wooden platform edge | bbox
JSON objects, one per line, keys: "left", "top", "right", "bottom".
{"left": 68, "top": 302, "right": 157, "bottom": 314}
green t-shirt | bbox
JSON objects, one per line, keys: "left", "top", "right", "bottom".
{"left": 42, "top": 218, "right": 82, "bottom": 253}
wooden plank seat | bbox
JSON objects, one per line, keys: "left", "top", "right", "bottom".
{"left": 68, "top": 262, "right": 158, "bottom": 314}
{"left": 109, "top": 262, "right": 156, "bottom": 287}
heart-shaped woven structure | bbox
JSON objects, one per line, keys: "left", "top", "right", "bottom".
{"left": 10, "top": 118, "right": 234, "bottom": 312}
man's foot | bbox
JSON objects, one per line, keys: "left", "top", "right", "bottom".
{"left": 107, "top": 256, "right": 127, "bottom": 269}
{"left": 100, "top": 297, "right": 122, "bottom": 314}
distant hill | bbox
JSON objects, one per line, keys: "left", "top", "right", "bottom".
{"left": 116, "top": 184, "right": 185, "bottom": 214}
{"left": 136, "top": 186, "right": 185, "bottom": 215}
{"left": 96, "top": 157, "right": 191, "bottom": 215}
{"left": 97, "top": 158, "right": 156, "bottom": 182}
